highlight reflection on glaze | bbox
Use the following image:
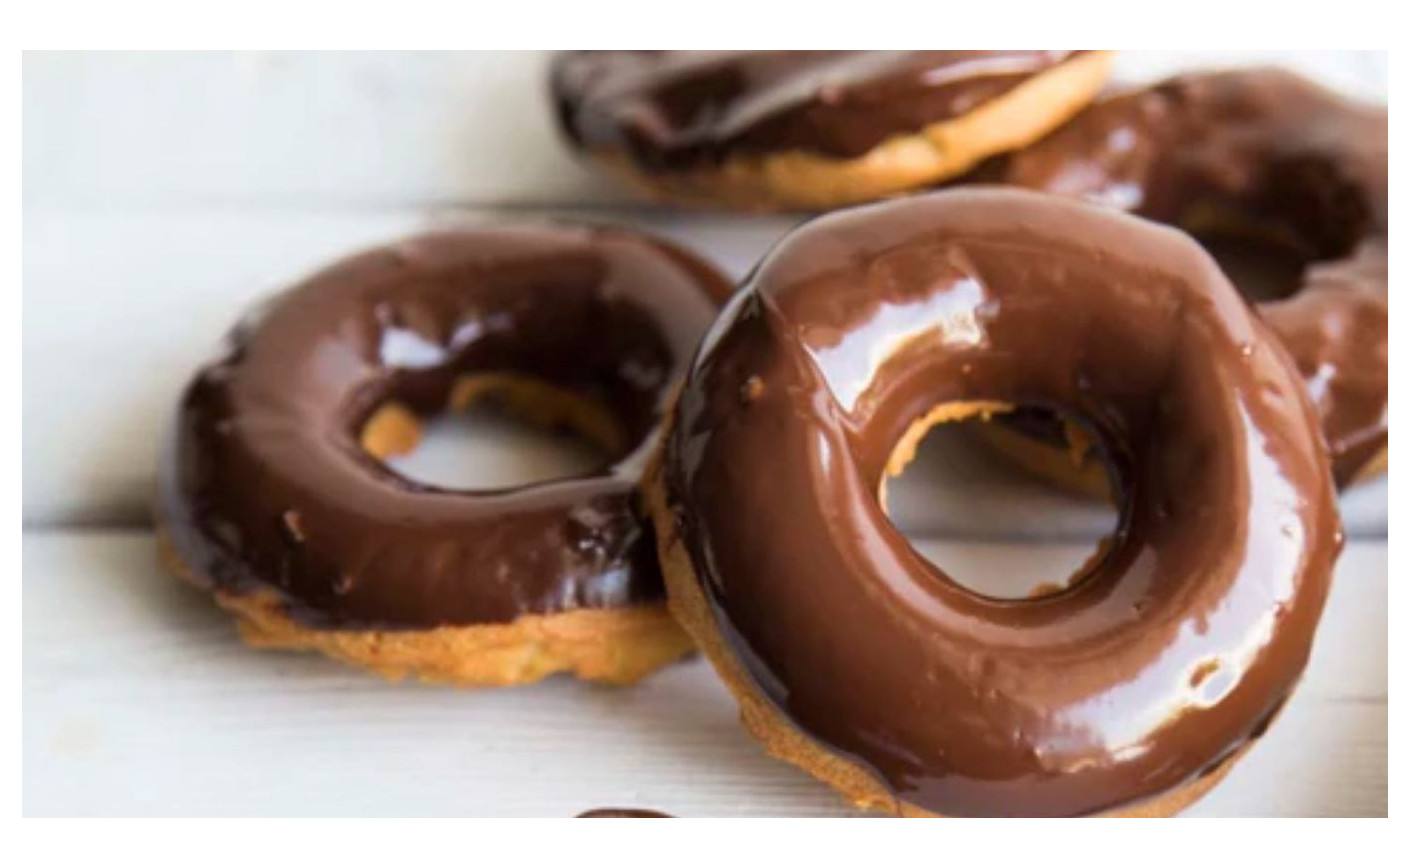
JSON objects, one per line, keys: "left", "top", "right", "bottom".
{"left": 806, "top": 271, "right": 990, "bottom": 413}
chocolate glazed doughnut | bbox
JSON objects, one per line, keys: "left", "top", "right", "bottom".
{"left": 645, "top": 189, "right": 1341, "bottom": 816}
{"left": 999, "top": 69, "right": 1388, "bottom": 487}
{"left": 157, "top": 224, "right": 731, "bottom": 686}
{"left": 552, "top": 51, "right": 1114, "bottom": 210}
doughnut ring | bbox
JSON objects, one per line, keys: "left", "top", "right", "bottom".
{"left": 552, "top": 51, "right": 1114, "bottom": 211}
{"left": 997, "top": 69, "right": 1387, "bottom": 489}
{"left": 157, "top": 224, "right": 730, "bottom": 686}
{"left": 646, "top": 189, "right": 1341, "bottom": 816}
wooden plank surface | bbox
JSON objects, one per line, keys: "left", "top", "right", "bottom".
{"left": 22, "top": 532, "right": 1387, "bottom": 817}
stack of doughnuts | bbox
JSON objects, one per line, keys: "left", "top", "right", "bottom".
{"left": 156, "top": 51, "right": 1385, "bottom": 817}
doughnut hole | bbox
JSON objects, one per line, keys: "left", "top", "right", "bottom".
{"left": 361, "top": 373, "right": 621, "bottom": 490}
{"left": 879, "top": 402, "right": 1120, "bottom": 601}
{"left": 1191, "top": 229, "right": 1310, "bottom": 303}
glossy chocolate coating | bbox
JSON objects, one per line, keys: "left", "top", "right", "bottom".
{"left": 158, "top": 225, "right": 729, "bottom": 629}
{"left": 576, "top": 808, "right": 672, "bottom": 818}
{"left": 1001, "top": 69, "right": 1387, "bottom": 484}
{"left": 664, "top": 189, "right": 1341, "bottom": 817}
{"left": 552, "top": 51, "right": 1085, "bottom": 168}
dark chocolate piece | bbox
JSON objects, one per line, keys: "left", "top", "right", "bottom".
{"left": 576, "top": 808, "right": 672, "bottom": 818}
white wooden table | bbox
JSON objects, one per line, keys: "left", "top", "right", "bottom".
{"left": 22, "top": 51, "right": 1388, "bottom": 817}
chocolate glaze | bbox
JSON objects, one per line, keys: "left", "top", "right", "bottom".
{"left": 664, "top": 189, "right": 1341, "bottom": 817}
{"left": 157, "top": 225, "right": 729, "bottom": 629}
{"left": 553, "top": 51, "right": 1086, "bottom": 169}
{"left": 1000, "top": 69, "right": 1387, "bottom": 484}
{"left": 576, "top": 808, "right": 672, "bottom": 818}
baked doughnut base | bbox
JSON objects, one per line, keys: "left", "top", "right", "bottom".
{"left": 589, "top": 51, "right": 1114, "bottom": 211}
{"left": 158, "top": 532, "right": 692, "bottom": 686}
{"left": 644, "top": 399, "right": 1250, "bottom": 816}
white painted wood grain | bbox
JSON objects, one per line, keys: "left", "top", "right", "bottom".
{"left": 22, "top": 51, "right": 623, "bottom": 210}
{"left": 23, "top": 51, "right": 1386, "bottom": 210}
{"left": 22, "top": 532, "right": 1386, "bottom": 817}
